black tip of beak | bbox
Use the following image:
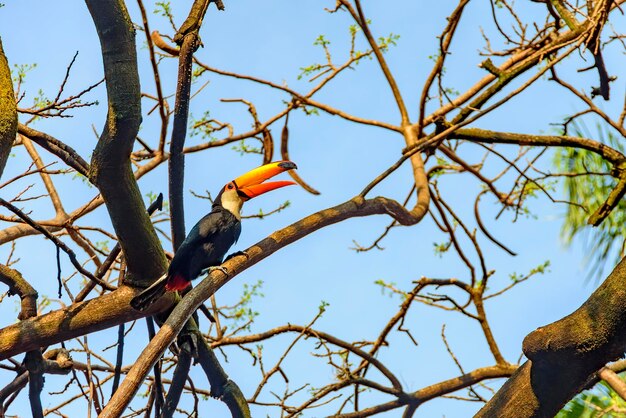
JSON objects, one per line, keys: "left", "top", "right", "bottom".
{"left": 279, "top": 161, "right": 297, "bottom": 170}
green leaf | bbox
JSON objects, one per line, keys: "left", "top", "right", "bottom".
{"left": 554, "top": 120, "right": 625, "bottom": 279}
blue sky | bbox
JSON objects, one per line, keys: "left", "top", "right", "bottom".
{"left": 0, "top": 1, "right": 624, "bottom": 417}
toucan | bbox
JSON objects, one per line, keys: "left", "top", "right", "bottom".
{"left": 130, "top": 160, "right": 297, "bottom": 311}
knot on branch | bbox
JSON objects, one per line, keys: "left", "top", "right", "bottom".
{"left": 370, "top": 196, "right": 427, "bottom": 226}
{"left": 479, "top": 58, "right": 502, "bottom": 77}
{"left": 44, "top": 348, "right": 73, "bottom": 374}
{"left": 174, "top": 0, "right": 224, "bottom": 45}
{"left": 523, "top": 255, "right": 626, "bottom": 373}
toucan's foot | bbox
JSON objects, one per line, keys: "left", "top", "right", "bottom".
{"left": 224, "top": 250, "right": 249, "bottom": 262}
{"left": 204, "top": 265, "right": 229, "bottom": 277}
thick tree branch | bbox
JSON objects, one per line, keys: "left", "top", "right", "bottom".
{"left": 173, "top": 0, "right": 213, "bottom": 44}
{"left": 0, "top": 286, "right": 148, "bottom": 360}
{"left": 24, "top": 350, "right": 44, "bottom": 418}
{"left": 85, "top": 0, "right": 167, "bottom": 285}
{"left": 598, "top": 367, "right": 626, "bottom": 400}
{"left": 196, "top": 337, "right": 250, "bottom": 418}
{"left": 478, "top": 255, "right": 626, "bottom": 417}
{"left": 0, "top": 194, "right": 422, "bottom": 362}
{"left": 0, "top": 37, "right": 16, "bottom": 179}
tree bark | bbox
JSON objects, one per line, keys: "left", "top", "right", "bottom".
{"left": 85, "top": 0, "right": 167, "bottom": 285}
{"left": 0, "top": 37, "right": 17, "bottom": 179}
{"left": 477, "top": 256, "right": 626, "bottom": 417}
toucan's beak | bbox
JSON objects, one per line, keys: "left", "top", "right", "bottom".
{"left": 234, "top": 161, "right": 297, "bottom": 199}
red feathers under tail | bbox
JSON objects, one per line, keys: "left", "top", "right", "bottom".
{"left": 165, "top": 274, "right": 190, "bottom": 291}
{"left": 130, "top": 273, "right": 190, "bottom": 311}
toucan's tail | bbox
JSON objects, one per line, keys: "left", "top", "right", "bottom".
{"left": 130, "top": 274, "right": 168, "bottom": 311}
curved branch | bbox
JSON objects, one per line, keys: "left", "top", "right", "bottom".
{"left": 17, "top": 124, "right": 89, "bottom": 177}
{"left": 336, "top": 364, "right": 517, "bottom": 417}
{"left": 0, "top": 265, "right": 37, "bottom": 320}
{"left": 85, "top": 0, "right": 167, "bottom": 285}
{"left": 474, "top": 191, "right": 517, "bottom": 256}
{"left": 0, "top": 193, "right": 424, "bottom": 365}
{"left": 213, "top": 324, "right": 403, "bottom": 392}
{"left": 280, "top": 115, "right": 320, "bottom": 195}
{"left": 101, "top": 193, "right": 431, "bottom": 415}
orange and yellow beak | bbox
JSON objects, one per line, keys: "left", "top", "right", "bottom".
{"left": 234, "top": 161, "right": 297, "bottom": 200}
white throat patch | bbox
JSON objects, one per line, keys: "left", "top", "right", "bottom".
{"left": 220, "top": 190, "right": 243, "bottom": 220}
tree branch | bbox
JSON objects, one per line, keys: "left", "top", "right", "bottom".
{"left": 0, "top": 37, "right": 17, "bottom": 179}
{"left": 0, "top": 197, "right": 115, "bottom": 291}
{"left": 478, "top": 255, "right": 626, "bottom": 416}
{"left": 169, "top": 18, "right": 202, "bottom": 250}
{"left": 85, "top": 0, "right": 167, "bottom": 285}
{"left": 196, "top": 337, "right": 250, "bottom": 418}
{"left": 0, "top": 265, "right": 37, "bottom": 320}
{"left": 17, "top": 124, "right": 89, "bottom": 177}
{"left": 24, "top": 350, "right": 44, "bottom": 418}
{"left": 335, "top": 364, "right": 517, "bottom": 417}
{"left": 161, "top": 338, "right": 192, "bottom": 417}
{"left": 454, "top": 127, "right": 626, "bottom": 166}
{"left": 101, "top": 193, "right": 434, "bottom": 415}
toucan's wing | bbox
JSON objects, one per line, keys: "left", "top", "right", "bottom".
{"left": 169, "top": 207, "right": 241, "bottom": 280}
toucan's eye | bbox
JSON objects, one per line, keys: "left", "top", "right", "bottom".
{"left": 227, "top": 184, "right": 234, "bottom": 190}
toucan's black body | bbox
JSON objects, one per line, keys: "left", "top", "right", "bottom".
{"left": 170, "top": 206, "right": 241, "bottom": 282}
{"left": 129, "top": 205, "right": 241, "bottom": 311}
{"left": 130, "top": 160, "right": 297, "bottom": 311}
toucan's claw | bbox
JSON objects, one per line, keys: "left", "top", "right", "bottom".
{"left": 224, "top": 250, "right": 249, "bottom": 262}
{"left": 202, "top": 265, "right": 229, "bottom": 277}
